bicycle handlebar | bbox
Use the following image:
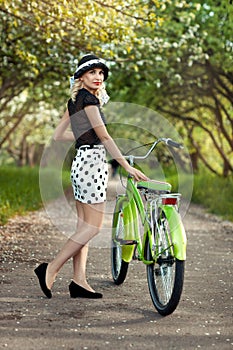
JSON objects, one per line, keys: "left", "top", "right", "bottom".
{"left": 125, "top": 138, "right": 183, "bottom": 164}
{"left": 165, "top": 138, "right": 183, "bottom": 149}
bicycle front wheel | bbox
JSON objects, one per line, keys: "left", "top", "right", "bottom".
{"left": 111, "top": 202, "right": 129, "bottom": 285}
{"left": 147, "top": 211, "right": 185, "bottom": 316}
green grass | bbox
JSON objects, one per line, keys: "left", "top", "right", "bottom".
{"left": 119, "top": 162, "right": 233, "bottom": 221}
{"left": 191, "top": 172, "right": 233, "bottom": 221}
{"left": 143, "top": 164, "right": 233, "bottom": 222}
{"left": 1, "top": 166, "right": 233, "bottom": 225}
{"left": 165, "top": 172, "right": 233, "bottom": 221}
{"left": 0, "top": 166, "right": 71, "bottom": 225}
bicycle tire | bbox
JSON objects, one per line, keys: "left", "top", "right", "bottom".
{"left": 146, "top": 211, "right": 185, "bottom": 316}
{"left": 111, "top": 202, "right": 129, "bottom": 285}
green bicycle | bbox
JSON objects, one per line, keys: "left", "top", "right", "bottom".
{"left": 111, "top": 138, "right": 187, "bottom": 316}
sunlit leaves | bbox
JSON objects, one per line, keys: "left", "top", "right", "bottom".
{"left": 0, "top": 0, "right": 160, "bottom": 164}
{"left": 108, "top": 0, "right": 233, "bottom": 176}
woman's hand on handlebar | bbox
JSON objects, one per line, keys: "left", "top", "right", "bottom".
{"left": 126, "top": 165, "right": 149, "bottom": 182}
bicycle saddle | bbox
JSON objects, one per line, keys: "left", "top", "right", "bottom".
{"left": 137, "top": 180, "right": 171, "bottom": 193}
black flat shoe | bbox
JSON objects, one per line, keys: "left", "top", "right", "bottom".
{"left": 34, "top": 263, "right": 52, "bottom": 299}
{"left": 69, "top": 281, "right": 103, "bottom": 299}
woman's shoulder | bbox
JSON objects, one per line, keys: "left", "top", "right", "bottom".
{"left": 68, "top": 89, "right": 100, "bottom": 115}
{"left": 79, "top": 88, "right": 100, "bottom": 106}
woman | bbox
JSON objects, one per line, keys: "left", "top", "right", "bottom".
{"left": 34, "top": 54, "right": 148, "bottom": 299}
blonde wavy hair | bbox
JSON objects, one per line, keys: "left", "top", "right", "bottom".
{"left": 71, "top": 79, "right": 83, "bottom": 102}
{"left": 71, "top": 79, "right": 109, "bottom": 107}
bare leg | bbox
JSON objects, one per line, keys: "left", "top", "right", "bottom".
{"left": 46, "top": 201, "right": 105, "bottom": 290}
{"left": 72, "top": 201, "right": 105, "bottom": 291}
{"left": 45, "top": 239, "right": 82, "bottom": 290}
{"left": 72, "top": 201, "right": 93, "bottom": 292}
{"left": 72, "top": 244, "right": 94, "bottom": 291}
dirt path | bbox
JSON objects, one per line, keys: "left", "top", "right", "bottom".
{"left": 0, "top": 179, "right": 233, "bottom": 350}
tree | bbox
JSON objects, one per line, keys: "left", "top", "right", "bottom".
{"left": 109, "top": 0, "right": 233, "bottom": 176}
{"left": 0, "top": 0, "right": 159, "bottom": 165}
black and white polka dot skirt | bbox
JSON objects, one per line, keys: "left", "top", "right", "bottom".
{"left": 70, "top": 145, "right": 108, "bottom": 204}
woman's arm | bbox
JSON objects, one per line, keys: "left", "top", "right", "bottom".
{"left": 84, "top": 105, "right": 149, "bottom": 181}
{"left": 53, "top": 109, "right": 75, "bottom": 141}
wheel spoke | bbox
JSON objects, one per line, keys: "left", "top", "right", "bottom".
{"left": 147, "top": 210, "right": 185, "bottom": 315}
{"left": 111, "top": 203, "right": 129, "bottom": 285}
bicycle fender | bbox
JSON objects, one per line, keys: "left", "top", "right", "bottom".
{"left": 129, "top": 198, "right": 139, "bottom": 239}
{"left": 121, "top": 201, "right": 135, "bottom": 263}
{"left": 162, "top": 206, "right": 187, "bottom": 260}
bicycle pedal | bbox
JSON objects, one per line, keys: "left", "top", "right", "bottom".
{"left": 116, "top": 239, "right": 137, "bottom": 245}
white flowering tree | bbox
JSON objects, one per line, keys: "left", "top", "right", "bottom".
{"left": 0, "top": 0, "right": 160, "bottom": 165}
{"left": 1, "top": 0, "right": 232, "bottom": 174}
{"left": 109, "top": 0, "right": 233, "bottom": 176}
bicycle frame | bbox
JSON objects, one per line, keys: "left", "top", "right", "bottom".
{"left": 111, "top": 137, "right": 187, "bottom": 315}
{"left": 114, "top": 177, "right": 187, "bottom": 264}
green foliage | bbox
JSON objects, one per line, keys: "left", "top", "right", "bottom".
{"left": 109, "top": 0, "right": 233, "bottom": 177}
{"left": 192, "top": 172, "right": 233, "bottom": 221}
{"left": 0, "top": 166, "right": 70, "bottom": 224}
{"left": 0, "top": 0, "right": 232, "bottom": 177}
{"left": 0, "top": 0, "right": 159, "bottom": 166}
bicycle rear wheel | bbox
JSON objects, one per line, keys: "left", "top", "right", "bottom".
{"left": 147, "top": 211, "right": 185, "bottom": 316}
{"left": 111, "top": 202, "right": 129, "bottom": 285}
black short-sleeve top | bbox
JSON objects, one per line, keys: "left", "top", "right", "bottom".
{"left": 67, "top": 88, "right": 106, "bottom": 149}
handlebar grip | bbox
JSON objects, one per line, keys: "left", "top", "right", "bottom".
{"left": 166, "top": 139, "right": 183, "bottom": 149}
